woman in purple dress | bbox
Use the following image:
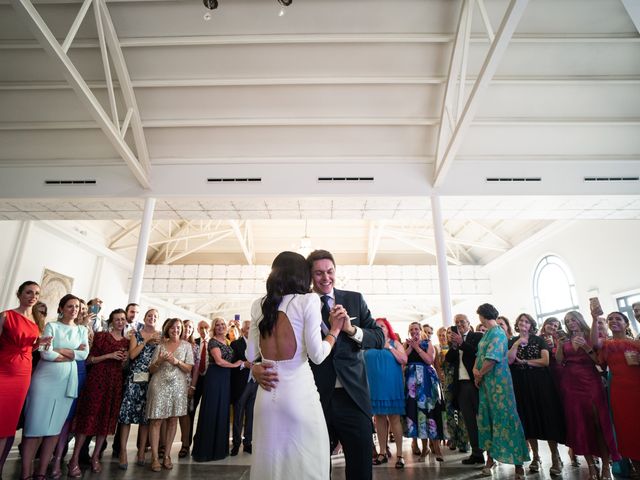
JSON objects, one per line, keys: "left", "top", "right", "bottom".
{"left": 557, "top": 311, "right": 620, "bottom": 480}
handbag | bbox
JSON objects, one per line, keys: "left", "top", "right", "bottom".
{"left": 133, "top": 372, "right": 149, "bottom": 383}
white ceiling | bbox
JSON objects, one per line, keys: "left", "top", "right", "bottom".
{"left": 1, "top": 0, "right": 639, "bottom": 322}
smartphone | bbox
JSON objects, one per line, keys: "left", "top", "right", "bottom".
{"left": 589, "top": 297, "right": 603, "bottom": 317}
{"left": 450, "top": 325, "right": 459, "bottom": 335}
{"left": 89, "top": 304, "right": 100, "bottom": 315}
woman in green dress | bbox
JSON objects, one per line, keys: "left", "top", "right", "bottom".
{"left": 472, "top": 303, "right": 529, "bottom": 480}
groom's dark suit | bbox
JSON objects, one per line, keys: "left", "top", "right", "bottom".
{"left": 310, "top": 288, "right": 384, "bottom": 480}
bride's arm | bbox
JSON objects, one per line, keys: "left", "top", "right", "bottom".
{"left": 246, "top": 298, "right": 262, "bottom": 363}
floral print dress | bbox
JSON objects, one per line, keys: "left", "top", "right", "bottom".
{"left": 403, "top": 340, "right": 444, "bottom": 439}
{"left": 475, "top": 325, "right": 529, "bottom": 464}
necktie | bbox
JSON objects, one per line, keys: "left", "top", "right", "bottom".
{"left": 199, "top": 341, "right": 208, "bottom": 375}
{"left": 321, "top": 295, "right": 331, "bottom": 328}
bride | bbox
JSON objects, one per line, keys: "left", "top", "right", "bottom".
{"left": 247, "top": 251, "right": 345, "bottom": 480}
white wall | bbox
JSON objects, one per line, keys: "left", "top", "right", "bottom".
{"left": 462, "top": 220, "right": 640, "bottom": 327}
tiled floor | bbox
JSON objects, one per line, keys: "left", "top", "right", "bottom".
{"left": 4, "top": 431, "right": 599, "bottom": 479}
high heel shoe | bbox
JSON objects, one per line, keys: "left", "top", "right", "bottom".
{"left": 67, "top": 462, "right": 82, "bottom": 478}
{"left": 515, "top": 465, "right": 526, "bottom": 480}
{"left": 372, "top": 453, "right": 388, "bottom": 465}
{"left": 587, "top": 462, "right": 600, "bottom": 480}
{"left": 528, "top": 456, "right": 541, "bottom": 473}
{"left": 481, "top": 459, "right": 497, "bottom": 476}
{"left": 411, "top": 443, "right": 421, "bottom": 456}
{"left": 90, "top": 458, "right": 102, "bottom": 473}
{"left": 118, "top": 451, "right": 128, "bottom": 470}
{"left": 150, "top": 457, "right": 162, "bottom": 472}
{"left": 395, "top": 456, "right": 405, "bottom": 469}
{"left": 49, "top": 456, "right": 63, "bottom": 480}
{"left": 549, "top": 453, "right": 562, "bottom": 476}
{"left": 136, "top": 450, "right": 145, "bottom": 467}
{"left": 162, "top": 455, "right": 173, "bottom": 470}
{"left": 601, "top": 467, "right": 613, "bottom": 480}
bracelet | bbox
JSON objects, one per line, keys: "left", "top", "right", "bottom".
{"left": 326, "top": 333, "right": 337, "bottom": 341}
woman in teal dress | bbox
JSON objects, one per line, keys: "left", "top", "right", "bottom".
{"left": 472, "top": 303, "right": 529, "bottom": 480}
{"left": 20, "top": 294, "right": 89, "bottom": 480}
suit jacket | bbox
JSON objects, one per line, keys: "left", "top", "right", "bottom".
{"left": 444, "top": 331, "right": 483, "bottom": 403}
{"left": 230, "top": 336, "right": 250, "bottom": 404}
{"left": 309, "top": 288, "right": 384, "bottom": 417}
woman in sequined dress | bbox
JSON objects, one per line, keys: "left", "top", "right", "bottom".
{"left": 118, "top": 309, "right": 160, "bottom": 467}
{"left": 146, "top": 318, "right": 194, "bottom": 471}
{"left": 191, "top": 318, "right": 242, "bottom": 462}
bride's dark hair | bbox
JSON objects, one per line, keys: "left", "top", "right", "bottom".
{"left": 260, "top": 251, "right": 311, "bottom": 338}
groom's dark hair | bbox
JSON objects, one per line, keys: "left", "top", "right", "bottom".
{"left": 306, "top": 249, "right": 335, "bottom": 268}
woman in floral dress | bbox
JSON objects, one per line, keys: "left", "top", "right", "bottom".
{"left": 118, "top": 308, "right": 160, "bottom": 466}
{"left": 473, "top": 304, "right": 529, "bottom": 480}
{"left": 403, "top": 321, "right": 444, "bottom": 462}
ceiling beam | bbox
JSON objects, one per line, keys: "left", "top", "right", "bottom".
{"left": 9, "top": 0, "right": 151, "bottom": 189}
{"left": 367, "top": 220, "right": 385, "bottom": 266}
{"left": 161, "top": 230, "right": 234, "bottom": 265}
{"left": 384, "top": 229, "right": 462, "bottom": 265}
{"left": 108, "top": 220, "right": 140, "bottom": 248}
{"left": 229, "top": 220, "right": 255, "bottom": 265}
{"left": 433, "top": 0, "right": 529, "bottom": 187}
{"left": 621, "top": 0, "right": 640, "bottom": 33}
{"left": 149, "top": 220, "right": 191, "bottom": 263}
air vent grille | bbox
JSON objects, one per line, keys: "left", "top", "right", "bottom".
{"left": 45, "top": 179, "right": 96, "bottom": 185}
{"left": 318, "top": 177, "right": 374, "bottom": 182}
{"left": 584, "top": 176, "right": 639, "bottom": 182}
{"left": 486, "top": 177, "right": 541, "bottom": 182}
{"left": 207, "top": 178, "right": 261, "bottom": 183}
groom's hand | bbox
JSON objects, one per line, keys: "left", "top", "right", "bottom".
{"left": 252, "top": 363, "right": 278, "bottom": 391}
{"left": 329, "top": 305, "right": 347, "bottom": 332}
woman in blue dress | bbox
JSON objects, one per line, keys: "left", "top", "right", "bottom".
{"left": 364, "top": 318, "right": 407, "bottom": 468}
{"left": 403, "top": 321, "right": 444, "bottom": 462}
{"left": 20, "top": 294, "right": 89, "bottom": 480}
{"left": 117, "top": 308, "right": 160, "bottom": 468}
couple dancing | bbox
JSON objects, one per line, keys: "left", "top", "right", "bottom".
{"left": 247, "top": 249, "right": 384, "bottom": 480}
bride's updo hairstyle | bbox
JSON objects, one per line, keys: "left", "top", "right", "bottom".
{"left": 260, "top": 251, "right": 311, "bottom": 338}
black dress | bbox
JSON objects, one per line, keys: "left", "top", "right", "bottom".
{"left": 192, "top": 338, "right": 234, "bottom": 461}
{"left": 508, "top": 334, "right": 565, "bottom": 443}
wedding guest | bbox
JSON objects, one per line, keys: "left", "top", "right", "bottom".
{"left": 508, "top": 313, "right": 565, "bottom": 476}
{"left": 591, "top": 311, "right": 640, "bottom": 478}
{"left": 192, "top": 318, "right": 242, "bottom": 461}
{"left": 557, "top": 310, "right": 620, "bottom": 480}
{"left": 178, "top": 319, "right": 199, "bottom": 458}
{"left": 497, "top": 315, "right": 513, "bottom": 339}
{"left": 365, "top": 318, "right": 407, "bottom": 468}
{"left": 147, "top": 318, "right": 194, "bottom": 472}
{"left": 473, "top": 303, "right": 529, "bottom": 479}
{"left": 403, "top": 321, "right": 444, "bottom": 462}
{"left": 67, "top": 309, "right": 129, "bottom": 473}
{"left": 118, "top": 308, "right": 160, "bottom": 467}
{"left": 0, "top": 282, "right": 49, "bottom": 479}
{"left": 21, "top": 294, "right": 88, "bottom": 480}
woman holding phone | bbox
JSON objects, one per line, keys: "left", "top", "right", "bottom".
{"left": 557, "top": 310, "right": 619, "bottom": 480}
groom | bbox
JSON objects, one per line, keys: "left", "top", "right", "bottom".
{"left": 306, "top": 249, "right": 384, "bottom": 480}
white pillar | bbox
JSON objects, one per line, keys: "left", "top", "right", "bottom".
{"left": 430, "top": 194, "right": 453, "bottom": 327}
{"left": 129, "top": 197, "right": 155, "bottom": 304}
{"left": 1, "top": 220, "right": 33, "bottom": 308}
{"left": 89, "top": 256, "right": 105, "bottom": 299}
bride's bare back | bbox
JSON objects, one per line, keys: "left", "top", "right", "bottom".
{"left": 259, "top": 311, "right": 298, "bottom": 361}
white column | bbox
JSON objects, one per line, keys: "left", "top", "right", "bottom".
{"left": 430, "top": 194, "right": 453, "bottom": 327}
{"left": 89, "top": 256, "right": 105, "bottom": 299}
{"left": 1, "top": 220, "right": 33, "bottom": 308}
{"left": 129, "top": 197, "right": 155, "bottom": 304}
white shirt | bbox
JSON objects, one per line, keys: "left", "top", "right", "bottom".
{"left": 458, "top": 332, "right": 471, "bottom": 380}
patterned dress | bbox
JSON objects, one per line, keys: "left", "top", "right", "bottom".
{"left": 475, "top": 325, "right": 529, "bottom": 465}
{"left": 74, "top": 331, "right": 129, "bottom": 435}
{"left": 146, "top": 340, "right": 194, "bottom": 419}
{"left": 403, "top": 340, "right": 444, "bottom": 439}
{"left": 118, "top": 330, "right": 158, "bottom": 425}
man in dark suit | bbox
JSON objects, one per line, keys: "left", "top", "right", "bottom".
{"left": 229, "top": 320, "right": 258, "bottom": 456}
{"left": 445, "top": 313, "right": 485, "bottom": 465}
{"left": 306, "top": 249, "right": 384, "bottom": 480}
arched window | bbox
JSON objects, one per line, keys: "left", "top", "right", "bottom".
{"left": 532, "top": 255, "right": 579, "bottom": 322}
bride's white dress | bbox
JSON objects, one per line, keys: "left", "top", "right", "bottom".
{"left": 247, "top": 293, "right": 332, "bottom": 480}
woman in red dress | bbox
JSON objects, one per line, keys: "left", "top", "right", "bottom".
{"left": 0, "top": 281, "right": 50, "bottom": 479}
{"left": 67, "top": 309, "right": 129, "bottom": 474}
{"left": 591, "top": 311, "right": 640, "bottom": 478}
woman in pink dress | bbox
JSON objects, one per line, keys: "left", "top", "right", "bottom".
{"left": 0, "top": 281, "right": 50, "bottom": 479}
{"left": 557, "top": 310, "right": 620, "bottom": 480}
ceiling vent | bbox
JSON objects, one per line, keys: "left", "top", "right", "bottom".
{"left": 207, "top": 177, "right": 261, "bottom": 183}
{"left": 44, "top": 179, "right": 96, "bottom": 185}
{"left": 486, "top": 177, "right": 541, "bottom": 183}
{"left": 318, "top": 177, "right": 375, "bottom": 182}
{"left": 584, "top": 176, "right": 639, "bottom": 182}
